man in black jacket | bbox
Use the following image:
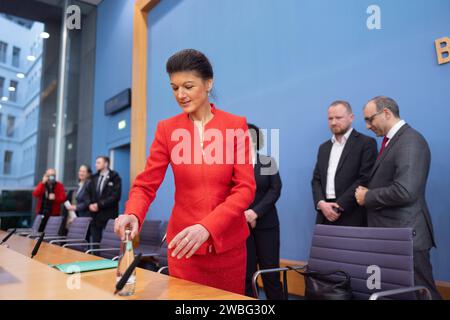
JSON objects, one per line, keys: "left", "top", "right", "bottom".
{"left": 311, "top": 100, "right": 377, "bottom": 226}
{"left": 85, "top": 156, "right": 122, "bottom": 243}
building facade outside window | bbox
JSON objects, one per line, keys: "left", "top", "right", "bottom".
{"left": 9, "top": 80, "right": 17, "bottom": 102}
{"left": 12, "top": 46, "right": 20, "bottom": 67}
{"left": 3, "top": 150, "right": 13, "bottom": 175}
{"left": 6, "top": 115, "right": 15, "bottom": 137}
{"left": 0, "top": 41, "right": 7, "bottom": 63}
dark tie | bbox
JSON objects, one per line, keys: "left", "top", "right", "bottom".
{"left": 377, "top": 136, "right": 390, "bottom": 159}
{"left": 97, "top": 175, "right": 104, "bottom": 196}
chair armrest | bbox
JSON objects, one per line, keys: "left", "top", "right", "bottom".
{"left": 369, "top": 286, "right": 432, "bottom": 300}
{"left": 252, "top": 265, "right": 306, "bottom": 299}
{"left": 44, "top": 236, "right": 67, "bottom": 241}
{"left": 15, "top": 231, "right": 32, "bottom": 236}
{"left": 85, "top": 248, "right": 120, "bottom": 255}
{"left": 157, "top": 266, "right": 169, "bottom": 274}
{"left": 62, "top": 242, "right": 100, "bottom": 248}
{"left": 112, "top": 252, "right": 156, "bottom": 261}
{"left": 27, "top": 233, "right": 40, "bottom": 238}
{"left": 49, "top": 239, "right": 87, "bottom": 245}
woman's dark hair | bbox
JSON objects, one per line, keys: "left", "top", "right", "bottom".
{"left": 80, "top": 164, "right": 92, "bottom": 175}
{"left": 166, "top": 49, "right": 213, "bottom": 80}
{"left": 247, "top": 123, "right": 264, "bottom": 151}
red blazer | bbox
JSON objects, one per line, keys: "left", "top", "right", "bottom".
{"left": 125, "top": 105, "right": 256, "bottom": 255}
{"left": 32, "top": 182, "right": 66, "bottom": 216}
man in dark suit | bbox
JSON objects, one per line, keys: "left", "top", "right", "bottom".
{"left": 355, "top": 96, "right": 441, "bottom": 299}
{"left": 85, "top": 156, "right": 122, "bottom": 243}
{"left": 245, "top": 124, "right": 283, "bottom": 299}
{"left": 312, "top": 100, "right": 378, "bottom": 226}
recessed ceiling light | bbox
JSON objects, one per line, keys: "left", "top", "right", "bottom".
{"left": 1, "top": 97, "right": 8, "bottom": 102}
{"left": 27, "top": 55, "right": 36, "bottom": 62}
{"left": 17, "top": 73, "right": 25, "bottom": 79}
{"left": 8, "top": 87, "right": 16, "bottom": 92}
{"left": 40, "top": 32, "right": 50, "bottom": 39}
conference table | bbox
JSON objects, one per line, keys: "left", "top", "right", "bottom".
{"left": 0, "top": 230, "right": 252, "bottom": 300}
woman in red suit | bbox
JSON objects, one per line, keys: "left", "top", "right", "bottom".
{"left": 115, "top": 49, "right": 256, "bottom": 294}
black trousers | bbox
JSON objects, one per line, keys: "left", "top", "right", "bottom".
{"left": 413, "top": 250, "right": 442, "bottom": 300}
{"left": 245, "top": 225, "right": 284, "bottom": 300}
{"left": 90, "top": 223, "right": 105, "bottom": 248}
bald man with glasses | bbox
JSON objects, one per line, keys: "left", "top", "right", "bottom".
{"left": 356, "top": 96, "right": 441, "bottom": 300}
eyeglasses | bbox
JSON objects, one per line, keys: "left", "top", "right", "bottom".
{"left": 364, "top": 110, "right": 384, "bottom": 124}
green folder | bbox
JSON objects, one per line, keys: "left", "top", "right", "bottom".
{"left": 49, "top": 259, "right": 118, "bottom": 273}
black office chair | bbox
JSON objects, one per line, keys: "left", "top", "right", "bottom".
{"left": 63, "top": 219, "right": 121, "bottom": 259}
{"left": 27, "top": 216, "right": 64, "bottom": 239}
{"left": 252, "top": 225, "right": 431, "bottom": 300}
{"left": 45, "top": 217, "right": 92, "bottom": 250}
{"left": 12, "top": 215, "right": 43, "bottom": 236}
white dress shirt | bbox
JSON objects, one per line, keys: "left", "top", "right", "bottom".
{"left": 385, "top": 120, "right": 406, "bottom": 146}
{"left": 325, "top": 128, "right": 353, "bottom": 199}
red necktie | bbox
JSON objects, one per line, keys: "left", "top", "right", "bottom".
{"left": 377, "top": 136, "right": 390, "bottom": 159}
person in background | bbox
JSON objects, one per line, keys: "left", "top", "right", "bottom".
{"left": 32, "top": 168, "right": 66, "bottom": 232}
{"left": 244, "top": 123, "right": 283, "bottom": 299}
{"left": 85, "top": 156, "right": 121, "bottom": 243}
{"left": 311, "top": 100, "right": 377, "bottom": 226}
{"left": 356, "top": 96, "right": 441, "bottom": 299}
{"left": 67, "top": 164, "right": 92, "bottom": 218}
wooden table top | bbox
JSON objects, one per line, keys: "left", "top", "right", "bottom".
{"left": 0, "top": 246, "right": 118, "bottom": 300}
{"left": 0, "top": 230, "right": 252, "bottom": 300}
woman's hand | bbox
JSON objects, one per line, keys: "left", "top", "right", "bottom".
{"left": 169, "top": 224, "right": 210, "bottom": 259}
{"left": 244, "top": 209, "right": 258, "bottom": 224}
{"left": 114, "top": 214, "right": 139, "bottom": 240}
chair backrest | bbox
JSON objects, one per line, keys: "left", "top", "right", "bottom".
{"left": 99, "top": 219, "right": 121, "bottom": 259}
{"left": 32, "top": 215, "right": 43, "bottom": 232}
{"left": 139, "top": 220, "right": 162, "bottom": 246}
{"left": 43, "top": 216, "right": 64, "bottom": 237}
{"left": 307, "top": 224, "right": 414, "bottom": 300}
{"left": 66, "top": 217, "right": 92, "bottom": 240}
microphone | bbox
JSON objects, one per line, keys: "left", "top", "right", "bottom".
{"left": 0, "top": 229, "right": 16, "bottom": 245}
{"left": 114, "top": 253, "right": 142, "bottom": 295}
{"left": 31, "top": 232, "right": 45, "bottom": 259}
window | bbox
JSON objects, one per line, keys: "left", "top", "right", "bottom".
{"left": 7, "top": 115, "right": 15, "bottom": 137}
{"left": 0, "top": 77, "right": 4, "bottom": 97}
{"left": 0, "top": 41, "right": 7, "bottom": 63}
{"left": 3, "top": 151, "right": 13, "bottom": 175}
{"left": 9, "top": 80, "right": 18, "bottom": 102}
{"left": 12, "top": 46, "right": 20, "bottom": 67}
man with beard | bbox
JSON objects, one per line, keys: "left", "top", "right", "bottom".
{"left": 311, "top": 100, "right": 377, "bottom": 226}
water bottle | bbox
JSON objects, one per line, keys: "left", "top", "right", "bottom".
{"left": 116, "top": 229, "right": 136, "bottom": 296}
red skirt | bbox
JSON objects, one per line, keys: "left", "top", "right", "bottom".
{"left": 168, "top": 242, "right": 246, "bottom": 295}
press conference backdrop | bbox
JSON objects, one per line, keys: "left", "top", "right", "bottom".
{"left": 92, "top": 0, "right": 450, "bottom": 281}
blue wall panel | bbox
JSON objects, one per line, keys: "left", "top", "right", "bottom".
{"left": 95, "top": 0, "right": 450, "bottom": 281}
